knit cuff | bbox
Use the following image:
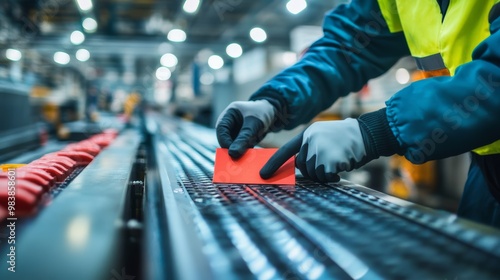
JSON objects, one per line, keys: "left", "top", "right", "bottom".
{"left": 358, "top": 108, "right": 403, "bottom": 158}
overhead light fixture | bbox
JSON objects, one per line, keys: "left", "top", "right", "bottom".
{"left": 226, "top": 43, "right": 243, "bottom": 58}
{"left": 395, "top": 68, "right": 410, "bottom": 84}
{"left": 286, "top": 0, "right": 307, "bottom": 15}
{"left": 282, "top": 51, "right": 297, "bottom": 66}
{"left": 200, "top": 72, "right": 215, "bottom": 85}
{"left": 183, "top": 0, "right": 201, "bottom": 14}
{"left": 76, "top": 0, "right": 93, "bottom": 11}
{"left": 250, "top": 27, "right": 267, "bottom": 43}
{"left": 160, "top": 53, "right": 178, "bottom": 68}
{"left": 76, "top": 49, "right": 90, "bottom": 62}
{"left": 54, "top": 52, "right": 70, "bottom": 65}
{"left": 157, "top": 42, "right": 173, "bottom": 54}
{"left": 82, "top": 17, "right": 97, "bottom": 33}
{"left": 156, "top": 67, "right": 172, "bottom": 81}
{"left": 208, "top": 55, "right": 224, "bottom": 70}
{"left": 6, "top": 49, "right": 22, "bottom": 61}
{"left": 70, "top": 30, "right": 85, "bottom": 45}
{"left": 167, "top": 29, "right": 186, "bottom": 42}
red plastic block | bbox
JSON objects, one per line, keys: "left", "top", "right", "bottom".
{"left": 27, "top": 164, "right": 66, "bottom": 182}
{"left": 102, "top": 128, "right": 119, "bottom": 137}
{"left": 0, "top": 171, "right": 51, "bottom": 191}
{"left": 53, "top": 151, "right": 94, "bottom": 166}
{"left": 213, "top": 148, "right": 296, "bottom": 185}
{"left": 17, "top": 167, "right": 56, "bottom": 187}
{"left": 63, "top": 141, "right": 101, "bottom": 156}
{"left": 0, "top": 178, "right": 44, "bottom": 198}
{"left": 89, "top": 135, "right": 114, "bottom": 147}
{"left": 0, "top": 185, "right": 38, "bottom": 215}
{"left": 0, "top": 206, "right": 7, "bottom": 222}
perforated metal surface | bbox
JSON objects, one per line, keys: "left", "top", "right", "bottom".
{"left": 149, "top": 117, "right": 500, "bottom": 280}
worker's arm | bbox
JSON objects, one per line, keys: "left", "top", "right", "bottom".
{"left": 249, "top": 0, "right": 409, "bottom": 129}
{"left": 216, "top": 0, "right": 408, "bottom": 158}
{"left": 260, "top": 5, "right": 500, "bottom": 181}
{"left": 360, "top": 9, "right": 500, "bottom": 164}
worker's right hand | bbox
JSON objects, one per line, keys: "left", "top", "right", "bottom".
{"left": 216, "top": 100, "right": 277, "bottom": 159}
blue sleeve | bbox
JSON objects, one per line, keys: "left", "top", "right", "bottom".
{"left": 385, "top": 15, "right": 500, "bottom": 163}
{"left": 249, "top": 0, "right": 410, "bottom": 130}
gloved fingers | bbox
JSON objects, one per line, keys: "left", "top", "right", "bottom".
{"left": 295, "top": 141, "right": 310, "bottom": 179}
{"left": 305, "top": 154, "right": 319, "bottom": 182}
{"left": 216, "top": 108, "right": 243, "bottom": 148}
{"left": 260, "top": 132, "right": 303, "bottom": 179}
{"left": 325, "top": 172, "right": 341, "bottom": 182}
{"left": 315, "top": 165, "right": 327, "bottom": 182}
{"left": 314, "top": 165, "right": 341, "bottom": 183}
{"left": 228, "top": 116, "right": 265, "bottom": 159}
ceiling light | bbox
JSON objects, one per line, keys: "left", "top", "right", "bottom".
{"left": 76, "top": 49, "right": 90, "bottom": 62}
{"left": 395, "top": 68, "right": 410, "bottom": 84}
{"left": 156, "top": 67, "right": 172, "bottom": 80}
{"left": 167, "top": 29, "right": 186, "bottom": 42}
{"left": 70, "top": 30, "right": 85, "bottom": 45}
{"left": 76, "top": 0, "right": 93, "bottom": 11}
{"left": 250, "top": 27, "right": 267, "bottom": 43}
{"left": 6, "top": 49, "right": 22, "bottom": 61}
{"left": 197, "top": 49, "right": 213, "bottom": 62}
{"left": 160, "top": 53, "right": 178, "bottom": 68}
{"left": 82, "top": 17, "right": 97, "bottom": 33}
{"left": 157, "top": 42, "right": 173, "bottom": 54}
{"left": 183, "top": 0, "right": 201, "bottom": 14}
{"left": 226, "top": 43, "right": 243, "bottom": 58}
{"left": 286, "top": 0, "right": 307, "bottom": 15}
{"left": 282, "top": 51, "right": 297, "bottom": 66}
{"left": 54, "top": 52, "right": 70, "bottom": 65}
{"left": 208, "top": 55, "right": 224, "bottom": 70}
{"left": 200, "top": 72, "right": 214, "bottom": 85}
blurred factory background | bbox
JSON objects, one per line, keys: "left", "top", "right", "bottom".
{"left": 0, "top": 0, "right": 469, "bottom": 211}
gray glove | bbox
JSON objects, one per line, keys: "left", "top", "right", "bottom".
{"left": 260, "top": 118, "right": 370, "bottom": 182}
{"left": 216, "top": 100, "right": 277, "bottom": 158}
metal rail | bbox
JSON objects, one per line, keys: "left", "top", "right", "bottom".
{"left": 0, "top": 129, "right": 142, "bottom": 280}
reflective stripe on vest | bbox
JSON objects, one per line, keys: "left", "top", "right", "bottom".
{"left": 377, "top": 0, "right": 500, "bottom": 156}
{"left": 414, "top": 53, "right": 446, "bottom": 71}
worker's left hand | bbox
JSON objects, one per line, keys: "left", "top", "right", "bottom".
{"left": 260, "top": 118, "right": 372, "bottom": 182}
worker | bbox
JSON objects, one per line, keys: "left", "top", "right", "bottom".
{"left": 216, "top": 0, "right": 500, "bottom": 227}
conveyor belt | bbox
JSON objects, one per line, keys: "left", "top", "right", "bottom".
{"left": 146, "top": 114, "right": 500, "bottom": 280}
{"left": 0, "top": 129, "right": 143, "bottom": 280}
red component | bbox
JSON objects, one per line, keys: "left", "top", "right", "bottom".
{"left": 26, "top": 164, "right": 66, "bottom": 182}
{"left": 31, "top": 160, "right": 69, "bottom": 174}
{"left": 0, "top": 171, "right": 51, "bottom": 191}
{"left": 63, "top": 141, "right": 101, "bottom": 156}
{"left": 80, "top": 140, "right": 103, "bottom": 149}
{"left": 0, "top": 185, "right": 38, "bottom": 215}
{"left": 89, "top": 135, "right": 114, "bottom": 147}
{"left": 103, "top": 128, "right": 118, "bottom": 134}
{"left": 17, "top": 179, "right": 46, "bottom": 197}
{"left": 0, "top": 206, "right": 7, "bottom": 222}
{"left": 35, "top": 156, "right": 76, "bottom": 174}
{"left": 0, "top": 178, "right": 44, "bottom": 198}
{"left": 17, "top": 167, "right": 56, "bottom": 187}
{"left": 54, "top": 151, "right": 94, "bottom": 166}
{"left": 41, "top": 155, "right": 77, "bottom": 169}
{"left": 17, "top": 167, "right": 53, "bottom": 180}
{"left": 102, "top": 129, "right": 119, "bottom": 137}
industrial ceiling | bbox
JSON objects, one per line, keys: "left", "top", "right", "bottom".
{"left": 1, "top": 0, "right": 344, "bottom": 86}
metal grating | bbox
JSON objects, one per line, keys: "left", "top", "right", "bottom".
{"left": 150, "top": 118, "right": 500, "bottom": 280}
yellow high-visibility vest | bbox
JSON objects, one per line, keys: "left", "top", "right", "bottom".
{"left": 377, "top": 0, "right": 500, "bottom": 155}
